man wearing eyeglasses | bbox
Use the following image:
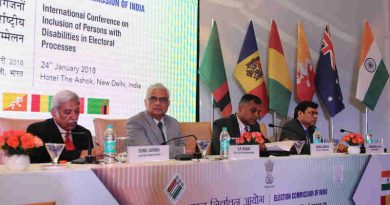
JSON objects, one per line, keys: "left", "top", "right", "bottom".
{"left": 279, "top": 101, "right": 318, "bottom": 154}
{"left": 126, "top": 83, "right": 184, "bottom": 158}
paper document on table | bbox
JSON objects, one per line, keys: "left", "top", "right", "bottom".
{"left": 265, "top": 141, "right": 296, "bottom": 151}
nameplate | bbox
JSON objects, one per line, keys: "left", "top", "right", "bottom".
{"left": 365, "top": 143, "right": 384, "bottom": 154}
{"left": 127, "top": 145, "right": 169, "bottom": 162}
{"left": 229, "top": 145, "right": 259, "bottom": 159}
{"left": 310, "top": 143, "right": 334, "bottom": 156}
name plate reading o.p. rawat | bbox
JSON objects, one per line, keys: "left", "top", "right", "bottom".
{"left": 229, "top": 145, "right": 259, "bottom": 159}
{"left": 310, "top": 143, "right": 334, "bottom": 156}
{"left": 365, "top": 143, "right": 384, "bottom": 154}
{"left": 127, "top": 145, "right": 169, "bottom": 162}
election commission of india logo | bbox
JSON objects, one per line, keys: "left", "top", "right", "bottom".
{"left": 245, "top": 56, "right": 263, "bottom": 81}
{"left": 165, "top": 174, "right": 186, "bottom": 203}
{"left": 265, "top": 160, "right": 274, "bottom": 184}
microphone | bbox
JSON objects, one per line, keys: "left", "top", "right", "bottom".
{"left": 340, "top": 129, "right": 354, "bottom": 133}
{"left": 161, "top": 134, "right": 198, "bottom": 145}
{"left": 67, "top": 131, "right": 97, "bottom": 164}
{"left": 268, "top": 124, "right": 301, "bottom": 136}
{"left": 161, "top": 135, "right": 200, "bottom": 161}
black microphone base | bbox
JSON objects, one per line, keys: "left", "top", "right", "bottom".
{"left": 71, "top": 155, "right": 97, "bottom": 164}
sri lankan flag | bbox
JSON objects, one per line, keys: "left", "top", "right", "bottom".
{"left": 31, "top": 94, "right": 53, "bottom": 112}
{"left": 87, "top": 98, "right": 109, "bottom": 115}
{"left": 356, "top": 21, "right": 389, "bottom": 110}
{"left": 381, "top": 170, "right": 390, "bottom": 205}
{"left": 268, "top": 20, "right": 292, "bottom": 117}
{"left": 234, "top": 21, "right": 268, "bottom": 118}
{"left": 2, "top": 93, "right": 27, "bottom": 111}
{"left": 199, "top": 21, "right": 232, "bottom": 117}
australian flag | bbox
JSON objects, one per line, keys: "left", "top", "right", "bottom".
{"left": 315, "top": 25, "right": 345, "bottom": 117}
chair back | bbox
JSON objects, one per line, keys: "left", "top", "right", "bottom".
{"left": 178, "top": 122, "right": 212, "bottom": 154}
{"left": 93, "top": 118, "right": 128, "bottom": 146}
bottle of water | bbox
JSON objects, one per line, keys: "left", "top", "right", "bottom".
{"left": 313, "top": 128, "right": 322, "bottom": 143}
{"left": 104, "top": 124, "right": 117, "bottom": 163}
{"left": 366, "top": 129, "right": 373, "bottom": 144}
{"left": 219, "top": 127, "right": 231, "bottom": 159}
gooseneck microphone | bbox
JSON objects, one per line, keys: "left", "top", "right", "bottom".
{"left": 65, "top": 131, "right": 97, "bottom": 164}
{"left": 161, "top": 135, "right": 200, "bottom": 161}
{"left": 340, "top": 129, "right": 354, "bottom": 133}
{"left": 268, "top": 123, "right": 301, "bottom": 136}
{"left": 161, "top": 134, "right": 198, "bottom": 145}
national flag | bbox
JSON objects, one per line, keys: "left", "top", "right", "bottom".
{"left": 79, "top": 97, "right": 85, "bottom": 114}
{"left": 356, "top": 21, "right": 389, "bottom": 110}
{"left": 234, "top": 21, "right": 269, "bottom": 118}
{"left": 382, "top": 171, "right": 390, "bottom": 205}
{"left": 315, "top": 25, "right": 345, "bottom": 117}
{"left": 31, "top": 94, "right": 53, "bottom": 112}
{"left": 2, "top": 93, "right": 27, "bottom": 111}
{"left": 87, "top": 98, "right": 109, "bottom": 114}
{"left": 268, "top": 20, "right": 292, "bottom": 117}
{"left": 296, "top": 22, "right": 315, "bottom": 102}
{"left": 198, "top": 21, "right": 232, "bottom": 117}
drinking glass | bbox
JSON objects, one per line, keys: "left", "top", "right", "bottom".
{"left": 45, "top": 143, "right": 65, "bottom": 165}
{"left": 293, "top": 141, "right": 305, "bottom": 155}
{"left": 196, "top": 140, "right": 210, "bottom": 159}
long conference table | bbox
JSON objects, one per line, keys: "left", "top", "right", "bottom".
{"left": 0, "top": 153, "right": 389, "bottom": 205}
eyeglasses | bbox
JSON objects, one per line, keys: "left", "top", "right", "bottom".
{"left": 306, "top": 111, "right": 318, "bottom": 116}
{"left": 148, "top": 96, "right": 169, "bottom": 104}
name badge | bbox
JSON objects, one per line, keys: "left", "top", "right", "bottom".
{"left": 127, "top": 145, "right": 169, "bottom": 162}
{"left": 229, "top": 145, "right": 259, "bottom": 159}
{"left": 365, "top": 143, "right": 384, "bottom": 154}
{"left": 310, "top": 143, "right": 334, "bottom": 156}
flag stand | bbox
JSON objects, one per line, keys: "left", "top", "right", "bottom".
{"left": 272, "top": 112, "right": 278, "bottom": 139}
{"left": 365, "top": 107, "right": 368, "bottom": 136}
{"left": 330, "top": 117, "right": 334, "bottom": 141}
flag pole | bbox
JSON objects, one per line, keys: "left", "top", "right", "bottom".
{"left": 330, "top": 117, "right": 334, "bottom": 140}
{"left": 273, "top": 111, "right": 277, "bottom": 138}
{"left": 365, "top": 107, "right": 368, "bottom": 135}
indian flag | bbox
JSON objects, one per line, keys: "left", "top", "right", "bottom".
{"left": 381, "top": 170, "right": 390, "bottom": 205}
{"left": 268, "top": 20, "right": 292, "bottom": 117}
{"left": 356, "top": 21, "right": 389, "bottom": 110}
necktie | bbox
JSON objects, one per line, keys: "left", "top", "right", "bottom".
{"left": 244, "top": 126, "right": 250, "bottom": 132}
{"left": 305, "top": 129, "right": 310, "bottom": 144}
{"left": 157, "top": 122, "right": 166, "bottom": 144}
{"left": 64, "top": 132, "right": 75, "bottom": 151}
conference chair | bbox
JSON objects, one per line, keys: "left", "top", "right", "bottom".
{"left": 93, "top": 118, "right": 128, "bottom": 148}
{"left": 178, "top": 121, "right": 212, "bottom": 155}
{"left": 0, "top": 117, "right": 43, "bottom": 164}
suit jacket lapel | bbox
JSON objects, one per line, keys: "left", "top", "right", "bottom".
{"left": 47, "top": 119, "right": 65, "bottom": 143}
{"left": 230, "top": 114, "right": 241, "bottom": 138}
{"left": 143, "top": 111, "right": 164, "bottom": 144}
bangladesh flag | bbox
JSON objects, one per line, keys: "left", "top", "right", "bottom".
{"left": 356, "top": 21, "right": 389, "bottom": 110}
{"left": 198, "top": 21, "right": 232, "bottom": 117}
{"left": 88, "top": 98, "right": 109, "bottom": 114}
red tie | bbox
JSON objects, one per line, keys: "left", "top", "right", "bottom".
{"left": 64, "top": 132, "right": 75, "bottom": 151}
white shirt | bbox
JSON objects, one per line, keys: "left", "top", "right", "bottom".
{"left": 236, "top": 115, "right": 249, "bottom": 135}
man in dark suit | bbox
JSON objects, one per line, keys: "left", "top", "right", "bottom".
{"left": 127, "top": 83, "right": 184, "bottom": 158}
{"left": 279, "top": 101, "right": 318, "bottom": 154}
{"left": 211, "top": 94, "right": 269, "bottom": 155}
{"left": 27, "top": 90, "right": 97, "bottom": 163}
